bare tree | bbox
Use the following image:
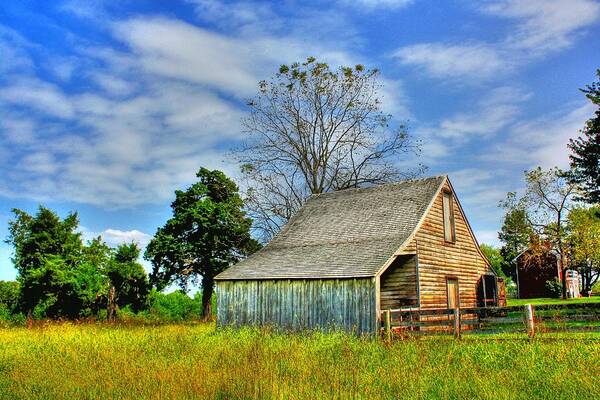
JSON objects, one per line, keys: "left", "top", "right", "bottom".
{"left": 234, "top": 57, "right": 424, "bottom": 240}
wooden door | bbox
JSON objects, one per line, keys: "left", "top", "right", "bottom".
{"left": 447, "top": 278, "right": 459, "bottom": 309}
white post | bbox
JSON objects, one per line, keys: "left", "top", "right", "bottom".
{"left": 524, "top": 304, "right": 535, "bottom": 338}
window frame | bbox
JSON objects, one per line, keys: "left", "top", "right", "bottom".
{"left": 442, "top": 190, "right": 456, "bottom": 243}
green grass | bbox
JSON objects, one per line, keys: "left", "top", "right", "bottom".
{"left": 507, "top": 296, "right": 600, "bottom": 306}
{"left": 0, "top": 323, "right": 598, "bottom": 399}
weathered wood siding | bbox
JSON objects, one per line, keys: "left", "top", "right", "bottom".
{"left": 413, "top": 181, "right": 491, "bottom": 309}
{"left": 216, "top": 278, "right": 377, "bottom": 334}
{"left": 380, "top": 255, "right": 418, "bottom": 309}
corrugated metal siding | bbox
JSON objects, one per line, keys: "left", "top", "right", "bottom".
{"left": 216, "top": 278, "right": 377, "bottom": 334}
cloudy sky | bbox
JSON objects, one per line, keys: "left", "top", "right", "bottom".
{"left": 1, "top": 0, "right": 599, "bottom": 281}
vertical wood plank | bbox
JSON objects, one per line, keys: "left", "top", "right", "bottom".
{"left": 215, "top": 278, "right": 377, "bottom": 334}
{"left": 384, "top": 310, "right": 391, "bottom": 342}
{"left": 453, "top": 308, "right": 461, "bottom": 339}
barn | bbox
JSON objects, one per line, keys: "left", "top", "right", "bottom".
{"left": 215, "top": 175, "right": 500, "bottom": 334}
{"left": 514, "top": 248, "right": 581, "bottom": 299}
{"left": 514, "top": 248, "right": 561, "bottom": 299}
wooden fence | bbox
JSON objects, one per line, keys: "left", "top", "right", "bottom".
{"left": 381, "top": 302, "right": 600, "bottom": 340}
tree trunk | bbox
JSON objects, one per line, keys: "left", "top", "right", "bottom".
{"left": 107, "top": 285, "right": 116, "bottom": 322}
{"left": 201, "top": 276, "right": 214, "bottom": 321}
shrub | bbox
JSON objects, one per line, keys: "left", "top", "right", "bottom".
{"left": 545, "top": 278, "right": 562, "bottom": 298}
{"left": 147, "top": 290, "right": 202, "bottom": 322}
{"left": 0, "top": 281, "right": 19, "bottom": 313}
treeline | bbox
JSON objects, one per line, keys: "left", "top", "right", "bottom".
{"left": 485, "top": 70, "right": 600, "bottom": 298}
{"left": 0, "top": 206, "right": 212, "bottom": 324}
{"left": 0, "top": 279, "right": 213, "bottom": 325}
{"left": 1, "top": 168, "right": 248, "bottom": 323}
{"left": 3, "top": 207, "right": 148, "bottom": 320}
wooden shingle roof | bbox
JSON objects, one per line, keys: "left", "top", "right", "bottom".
{"left": 216, "top": 175, "right": 446, "bottom": 280}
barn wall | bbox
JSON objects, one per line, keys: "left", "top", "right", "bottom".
{"left": 517, "top": 252, "right": 559, "bottom": 298}
{"left": 379, "top": 255, "right": 418, "bottom": 310}
{"left": 216, "top": 278, "right": 377, "bottom": 334}
{"left": 412, "top": 181, "right": 492, "bottom": 309}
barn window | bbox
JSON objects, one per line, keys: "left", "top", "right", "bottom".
{"left": 442, "top": 191, "right": 455, "bottom": 243}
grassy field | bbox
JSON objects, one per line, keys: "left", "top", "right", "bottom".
{"left": 507, "top": 296, "right": 600, "bottom": 306}
{"left": 0, "top": 323, "right": 598, "bottom": 399}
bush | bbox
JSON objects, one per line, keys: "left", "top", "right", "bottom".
{"left": 545, "top": 278, "right": 562, "bottom": 298}
{"left": 0, "top": 281, "right": 19, "bottom": 313}
{"left": 0, "top": 305, "right": 26, "bottom": 327}
{"left": 147, "top": 290, "right": 202, "bottom": 322}
{"left": 0, "top": 304, "right": 11, "bottom": 324}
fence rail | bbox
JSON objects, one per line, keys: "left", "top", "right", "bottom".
{"left": 381, "top": 302, "right": 600, "bottom": 340}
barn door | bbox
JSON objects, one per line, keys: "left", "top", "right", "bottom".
{"left": 446, "top": 278, "right": 459, "bottom": 309}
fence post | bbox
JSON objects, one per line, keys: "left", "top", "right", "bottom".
{"left": 453, "top": 308, "right": 461, "bottom": 339}
{"left": 524, "top": 304, "right": 535, "bottom": 338}
{"left": 384, "top": 310, "right": 392, "bottom": 342}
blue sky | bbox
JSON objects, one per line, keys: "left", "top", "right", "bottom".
{"left": 1, "top": 0, "right": 599, "bottom": 281}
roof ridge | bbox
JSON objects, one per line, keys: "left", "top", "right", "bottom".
{"left": 309, "top": 175, "right": 447, "bottom": 198}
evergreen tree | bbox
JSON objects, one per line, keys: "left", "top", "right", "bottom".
{"left": 569, "top": 69, "right": 600, "bottom": 203}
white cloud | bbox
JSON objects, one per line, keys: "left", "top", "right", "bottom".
{"left": 394, "top": 0, "right": 600, "bottom": 81}
{"left": 101, "top": 229, "right": 152, "bottom": 247}
{"left": 448, "top": 167, "right": 510, "bottom": 238}
{"left": 488, "top": 102, "right": 596, "bottom": 169}
{"left": 0, "top": 11, "right": 388, "bottom": 209}
{"left": 59, "top": 0, "right": 108, "bottom": 20}
{"left": 392, "top": 43, "right": 508, "bottom": 80}
{"left": 81, "top": 227, "right": 152, "bottom": 247}
{"left": 0, "top": 24, "right": 37, "bottom": 74}
{"left": 438, "top": 87, "right": 531, "bottom": 139}
{"left": 187, "top": 0, "right": 279, "bottom": 33}
{"left": 113, "top": 17, "right": 262, "bottom": 97}
{"left": 475, "top": 230, "right": 501, "bottom": 247}
{"left": 338, "top": 0, "right": 414, "bottom": 10}
{"left": 481, "top": 0, "right": 600, "bottom": 54}
{"left": 0, "top": 78, "right": 75, "bottom": 118}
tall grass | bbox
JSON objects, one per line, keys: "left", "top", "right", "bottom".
{"left": 0, "top": 323, "right": 598, "bottom": 399}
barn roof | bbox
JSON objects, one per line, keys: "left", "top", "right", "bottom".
{"left": 216, "top": 175, "right": 446, "bottom": 280}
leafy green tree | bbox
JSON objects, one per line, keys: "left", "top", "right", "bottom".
{"left": 6, "top": 207, "right": 84, "bottom": 316}
{"left": 145, "top": 168, "right": 260, "bottom": 320}
{"left": 5, "top": 207, "right": 148, "bottom": 319}
{"left": 567, "top": 206, "right": 600, "bottom": 295}
{"left": 82, "top": 237, "right": 112, "bottom": 269}
{"left": 0, "top": 281, "right": 19, "bottom": 313}
{"left": 479, "top": 244, "right": 506, "bottom": 277}
{"left": 569, "top": 69, "right": 600, "bottom": 203}
{"left": 21, "top": 255, "right": 106, "bottom": 319}
{"left": 106, "top": 243, "right": 149, "bottom": 320}
{"left": 497, "top": 204, "right": 535, "bottom": 280}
